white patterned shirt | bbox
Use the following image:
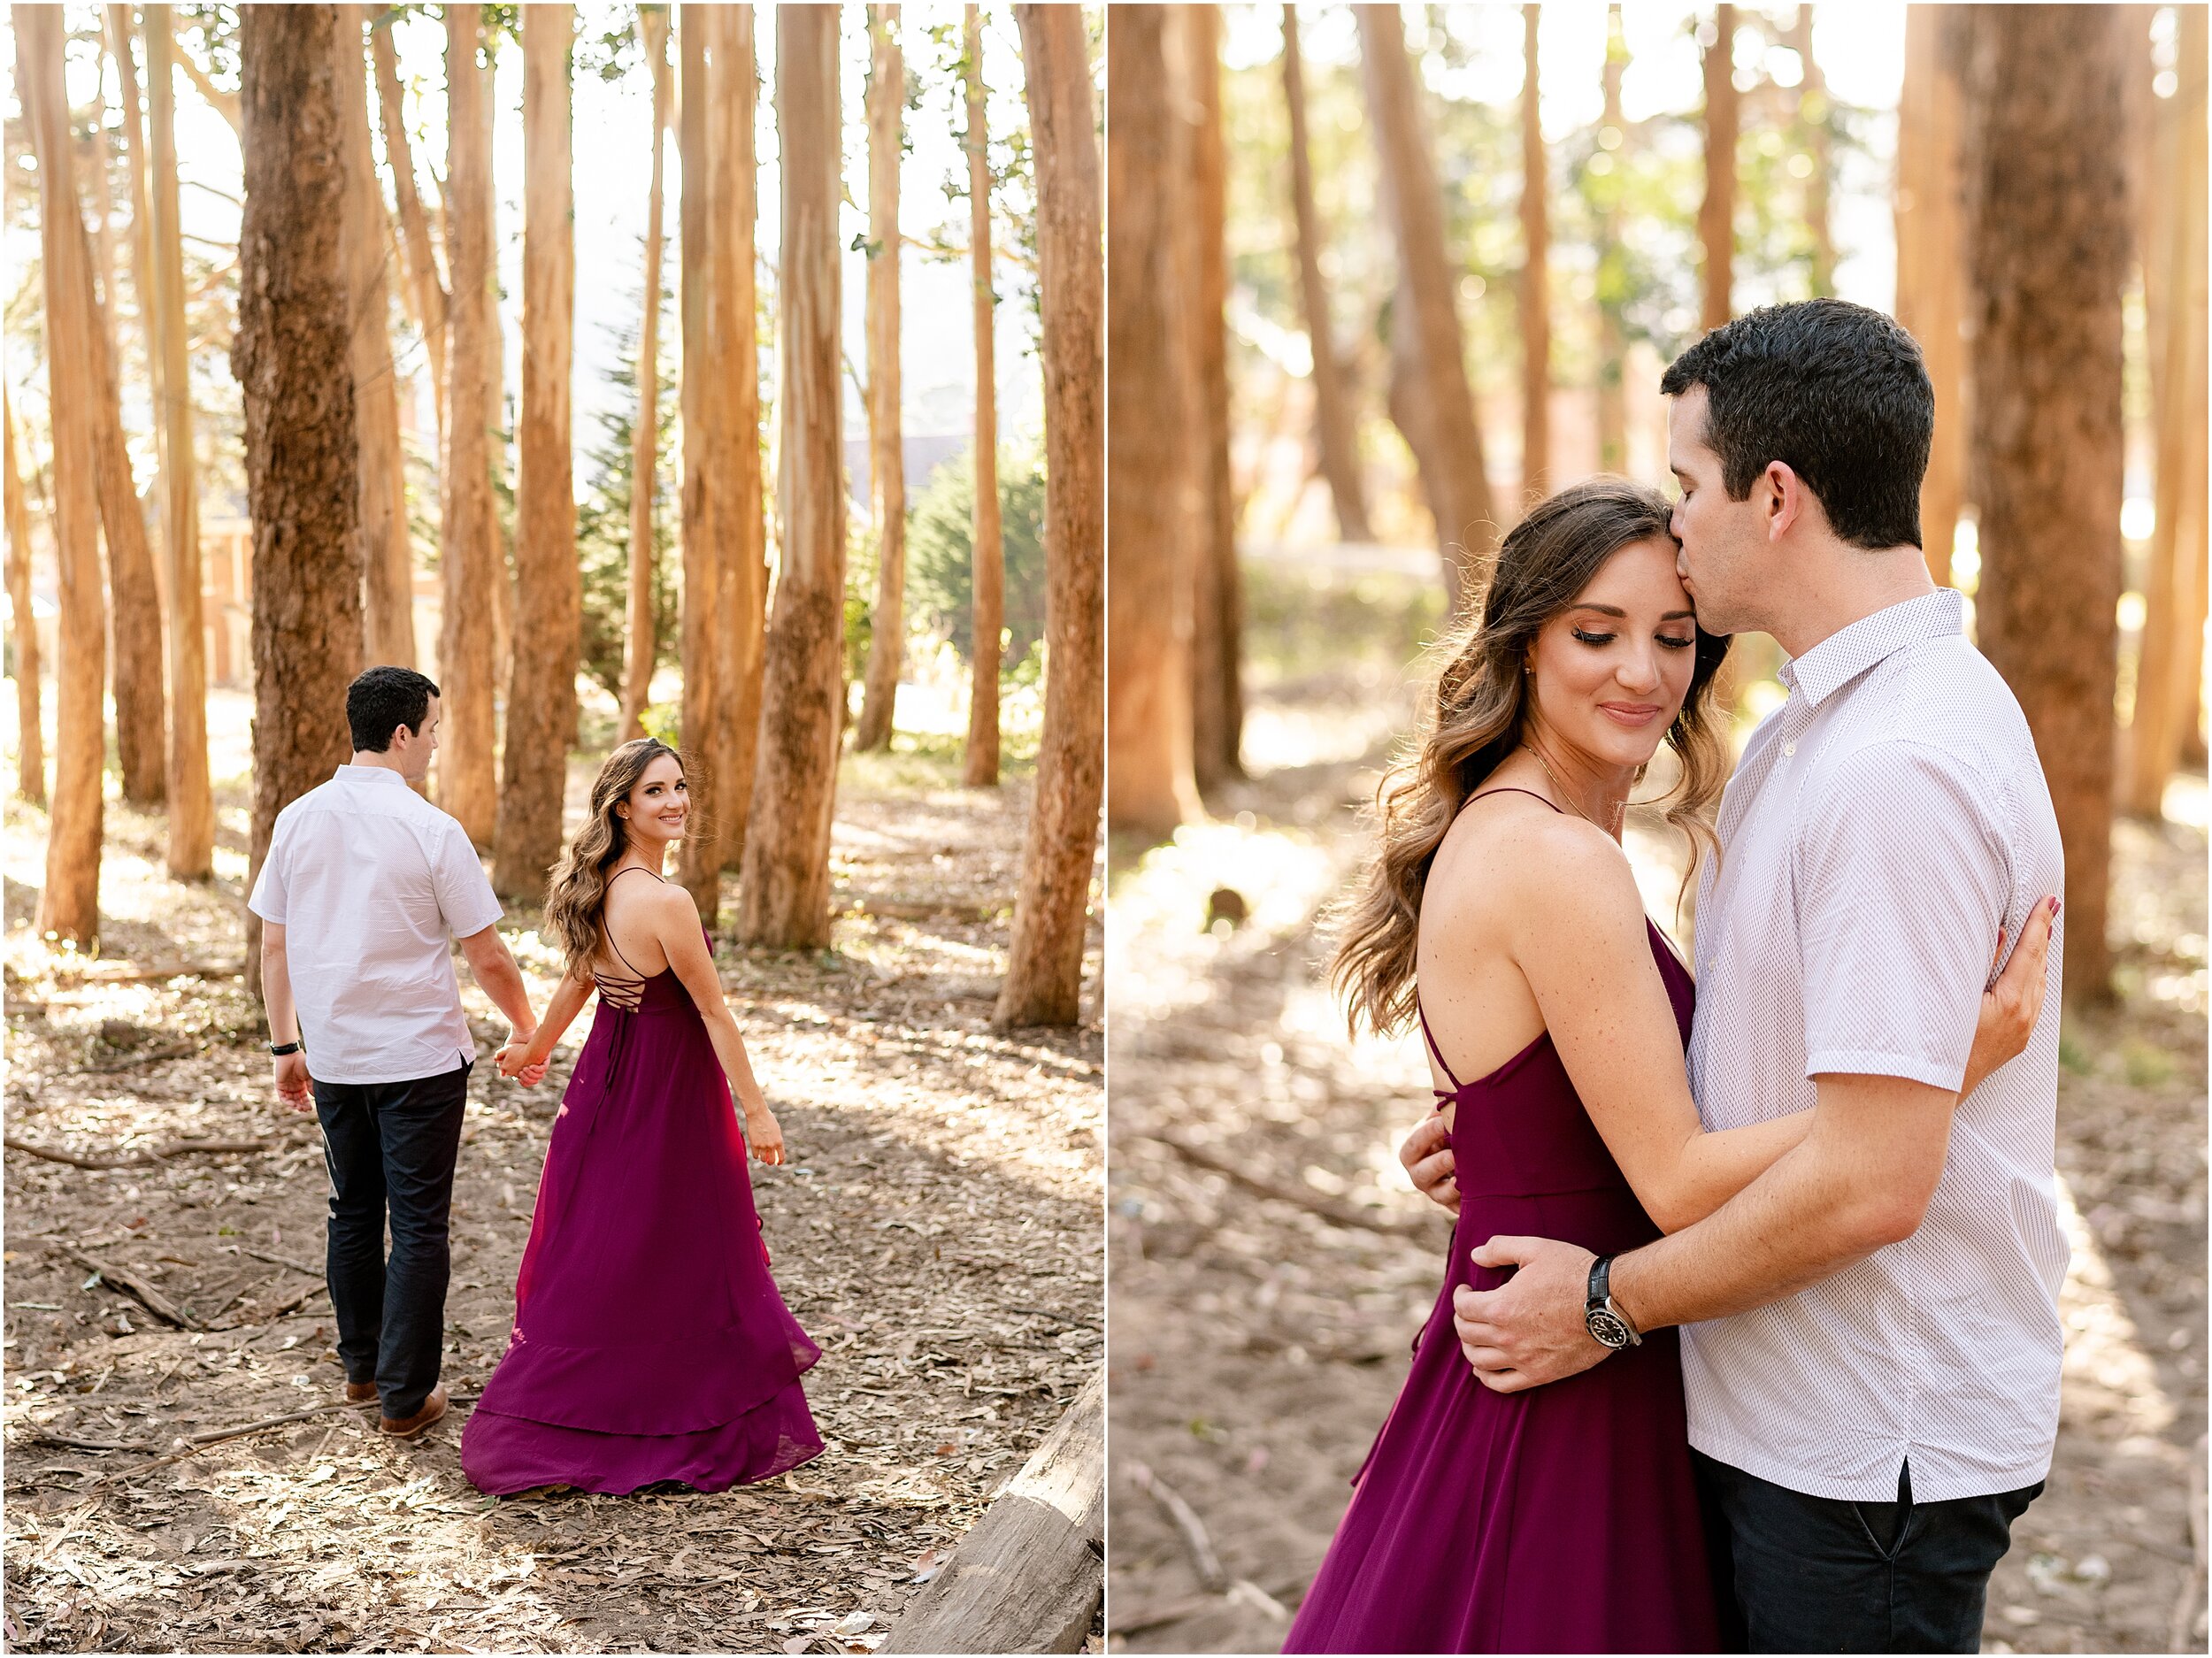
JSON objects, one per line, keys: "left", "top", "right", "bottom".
{"left": 248, "top": 766, "right": 503, "bottom": 1085}
{"left": 1681, "top": 588, "right": 2069, "bottom": 1503}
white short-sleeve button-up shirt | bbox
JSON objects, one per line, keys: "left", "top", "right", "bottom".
{"left": 1682, "top": 588, "right": 2070, "bottom": 1503}
{"left": 248, "top": 765, "right": 504, "bottom": 1085}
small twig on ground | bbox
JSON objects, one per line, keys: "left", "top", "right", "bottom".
{"left": 7, "top": 1136, "right": 268, "bottom": 1171}
{"left": 2169, "top": 1434, "right": 2207, "bottom": 1653}
{"left": 1142, "top": 1129, "right": 1432, "bottom": 1240}
{"left": 58, "top": 1246, "right": 204, "bottom": 1330}
{"left": 229, "top": 1245, "right": 323, "bottom": 1279}
{"left": 1127, "top": 1460, "right": 1225, "bottom": 1593}
{"left": 217, "top": 1279, "right": 327, "bottom": 1325}
{"left": 48, "top": 961, "right": 243, "bottom": 986}
{"left": 1006, "top": 1304, "right": 1102, "bottom": 1331}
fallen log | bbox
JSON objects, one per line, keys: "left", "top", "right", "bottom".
{"left": 1142, "top": 1129, "right": 1433, "bottom": 1239}
{"left": 882, "top": 1371, "right": 1102, "bottom": 1654}
{"left": 6, "top": 1135, "right": 269, "bottom": 1171}
{"left": 59, "top": 1246, "right": 204, "bottom": 1330}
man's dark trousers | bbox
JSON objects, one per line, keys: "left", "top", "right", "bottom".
{"left": 1693, "top": 1448, "right": 2042, "bottom": 1653}
{"left": 312, "top": 1060, "right": 470, "bottom": 1420}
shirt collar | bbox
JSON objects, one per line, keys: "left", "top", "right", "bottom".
{"left": 335, "top": 764, "right": 411, "bottom": 787}
{"left": 1777, "top": 587, "right": 1964, "bottom": 710}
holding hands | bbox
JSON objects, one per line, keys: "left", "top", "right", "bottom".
{"left": 494, "top": 1036, "right": 549, "bottom": 1086}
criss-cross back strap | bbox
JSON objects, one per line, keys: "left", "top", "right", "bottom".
{"left": 595, "top": 866, "right": 665, "bottom": 1010}
{"left": 1415, "top": 786, "right": 1565, "bottom": 1101}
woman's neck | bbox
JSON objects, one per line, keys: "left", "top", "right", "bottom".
{"left": 1517, "top": 733, "right": 1636, "bottom": 841}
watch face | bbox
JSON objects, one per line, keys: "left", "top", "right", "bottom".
{"left": 1586, "top": 1309, "right": 1633, "bottom": 1351}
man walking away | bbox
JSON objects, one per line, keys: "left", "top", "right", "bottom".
{"left": 250, "top": 666, "right": 541, "bottom": 1438}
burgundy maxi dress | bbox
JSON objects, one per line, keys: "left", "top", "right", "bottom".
{"left": 1283, "top": 850, "right": 1721, "bottom": 1653}
{"left": 461, "top": 925, "right": 822, "bottom": 1496}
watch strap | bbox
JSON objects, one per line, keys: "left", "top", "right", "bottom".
{"left": 268, "top": 1040, "right": 302, "bottom": 1056}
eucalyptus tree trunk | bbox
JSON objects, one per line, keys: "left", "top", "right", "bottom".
{"left": 1105, "top": 4, "right": 1200, "bottom": 836}
{"left": 1789, "top": 5, "right": 1833, "bottom": 296}
{"left": 1595, "top": 3, "right": 1628, "bottom": 473}
{"left": 370, "top": 19, "right": 449, "bottom": 439}
{"left": 336, "top": 3, "right": 416, "bottom": 671}
{"left": 962, "top": 2, "right": 1003, "bottom": 787}
{"left": 1958, "top": 4, "right": 2128, "bottom": 1006}
{"left": 996, "top": 2, "right": 1103, "bottom": 1028}
{"left": 1281, "top": 4, "right": 1371, "bottom": 541}
{"left": 618, "top": 4, "right": 672, "bottom": 742}
{"left": 1356, "top": 2, "right": 1494, "bottom": 614}
{"left": 234, "top": 1, "right": 364, "bottom": 991}
{"left": 145, "top": 3, "right": 212, "bottom": 876}
{"left": 437, "top": 2, "right": 500, "bottom": 846}
{"left": 6, "top": 393, "right": 44, "bottom": 805}
{"left": 1518, "top": 3, "right": 1548, "bottom": 497}
{"left": 737, "top": 4, "right": 844, "bottom": 948}
{"left": 856, "top": 3, "right": 907, "bottom": 753}
{"left": 494, "top": 3, "right": 579, "bottom": 899}
{"left": 1893, "top": 2, "right": 1963, "bottom": 584}
{"left": 18, "top": 2, "right": 105, "bottom": 942}
{"left": 1698, "top": 3, "right": 1738, "bottom": 330}
{"left": 1187, "top": 3, "right": 1241, "bottom": 790}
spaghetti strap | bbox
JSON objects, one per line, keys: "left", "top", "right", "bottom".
{"left": 601, "top": 866, "right": 665, "bottom": 984}
{"left": 1415, "top": 996, "right": 1465, "bottom": 1098}
{"left": 1465, "top": 786, "right": 1565, "bottom": 813}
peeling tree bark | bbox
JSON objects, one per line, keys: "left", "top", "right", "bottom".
{"left": 995, "top": 2, "right": 1103, "bottom": 1030}
{"left": 856, "top": 4, "right": 906, "bottom": 754}
{"left": 1699, "top": 2, "right": 1738, "bottom": 331}
{"left": 1894, "top": 2, "right": 1964, "bottom": 585}
{"left": 19, "top": 3, "right": 105, "bottom": 944}
{"left": 1187, "top": 4, "right": 1241, "bottom": 791}
{"left": 234, "top": 1, "right": 364, "bottom": 994}
{"left": 494, "top": 3, "right": 578, "bottom": 900}
{"left": 618, "top": 6, "right": 671, "bottom": 743}
{"left": 738, "top": 5, "right": 844, "bottom": 949}
{"left": 1958, "top": 4, "right": 2127, "bottom": 1007}
{"left": 145, "top": 3, "right": 212, "bottom": 877}
{"left": 962, "top": 2, "right": 1003, "bottom": 788}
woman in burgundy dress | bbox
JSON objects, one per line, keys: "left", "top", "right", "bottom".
{"left": 461, "top": 739, "right": 821, "bottom": 1496}
{"left": 1287, "top": 480, "right": 2043, "bottom": 1653}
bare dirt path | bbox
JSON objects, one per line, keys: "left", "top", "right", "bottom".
{"left": 1105, "top": 651, "right": 2206, "bottom": 1654}
{"left": 3, "top": 704, "right": 1102, "bottom": 1655}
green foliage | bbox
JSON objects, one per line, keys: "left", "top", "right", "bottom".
{"left": 574, "top": 295, "right": 680, "bottom": 707}
{"left": 905, "top": 441, "right": 1048, "bottom": 667}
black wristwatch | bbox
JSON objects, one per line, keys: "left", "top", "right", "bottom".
{"left": 1585, "top": 1254, "right": 1642, "bottom": 1351}
{"left": 268, "top": 1040, "right": 302, "bottom": 1057}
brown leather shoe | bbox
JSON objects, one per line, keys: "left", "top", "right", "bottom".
{"left": 344, "top": 1380, "right": 379, "bottom": 1404}
{"left": 379, "top": 1384, "right": 448, "bottom": 1439}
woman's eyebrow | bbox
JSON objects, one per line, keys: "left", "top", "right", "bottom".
{"left": 1569, "top": 603, "right": 1695, "bottom": 621}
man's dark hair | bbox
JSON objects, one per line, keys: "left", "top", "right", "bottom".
{"left": 347, "top": 665, "right": 441, "bottom": 753}
{"left": 1660, "top": 299, "right": 1933, "bottom": 550}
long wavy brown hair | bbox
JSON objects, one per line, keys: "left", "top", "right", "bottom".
{"left": 541, "top": 738, "right": 687, "bottom": 975}
{"left": 1331, "top": 477, "right": 1732, "bottom": 1038}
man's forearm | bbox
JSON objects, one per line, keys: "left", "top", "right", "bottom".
{"left": 465, "top": 946, "right": 538, "bottom": 1035}
{"left": 1610, "top": 1133, "right": 1895, "bottom": 1332}
{"left": 262, "top": 945, "right": 301, "bottom": 1045}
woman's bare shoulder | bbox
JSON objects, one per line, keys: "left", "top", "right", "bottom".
{"left": 1432, "top": 792, "right": 1639, "bottom": 928}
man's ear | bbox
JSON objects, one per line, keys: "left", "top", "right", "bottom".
{"left": 1763, "top": 461, "right": 1802, "bottom": 544}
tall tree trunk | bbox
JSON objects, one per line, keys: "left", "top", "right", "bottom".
{"left": 1281, "top": 4, "right": 1371, "bottom": 542}
{"left": 1106, "top": 6, "right": 1200, "bottom": 837}
{"left": 370, "top": 17, "right": 449, "bottom": 441}
{"left": 1518, "top": 2, "right": 1548, "bottom": 498}
{"left": 107, "top": 6, "right": 160, "bottom": 483}
{"left": 19, "top": 3, "right": 104, "bottom": 941}
{"left": 1356, "top": 3, "right": 1494, "bottom": 613}
{"left": 336, "top": 3, "right": 415, "bottom": 671}
{"left": 619, "top": 4, "right": 670, "bottom": 743}
{"left": 494, "top": 4, "right": 577, "bottom": 899}
{"left": 145, "top": 3, "right": 211, "bottom": 876}
{"left": 438, "top": 3, "right": 499, "bottom": 846}
{"left": 234, "top": 1, "right": 363, "bottom": 994}
{"left": 717, "top": 9, "right": 766, "bottom": 877}
{"left": 483, "top": 27, "right": 514, "bottom": 718}
{"left": 737, "top": 4, "right": 843, "bottom": 948}
{"left": 79, "top": 124, "right": 166, "bottom": 808}
{"left": 856, "top": 3, "right": 906, "bottom": 754}
{"left": 1595, "top": 3, "right": 1627, "bottom": 472}
{"left": 2127, "top": 1, "right": 2208, "bottom": 816}
{"left": 998, "top": 1, "right": 1102, "bottom": 1029}
{"left": 1790, "top": 4, "right": 1833, "bottom": 296}
{"left": 1187, "top": 3, "right": 1240, "bottom": 790}
{"left": 962, "top": 2, "right": 1003, "bottom": 788}
{"left": 1698, "top": 3, "right": 1737, "bottom": 331}
{"left": 1958, "top": 4, "right": 2127, "bottom": 1008}
{"left": 7, "top": 393, "right": 45, "bottom": 805}
{"left": 1894, "top": 2, "right": 1963, "bottom": 585}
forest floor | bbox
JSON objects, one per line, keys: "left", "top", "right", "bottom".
{"left": 1104, "top": 559, "right": 2208, "bottom": 1655}
{"left": 1, "top": 686, "right": 1103, "bottom": 1655}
